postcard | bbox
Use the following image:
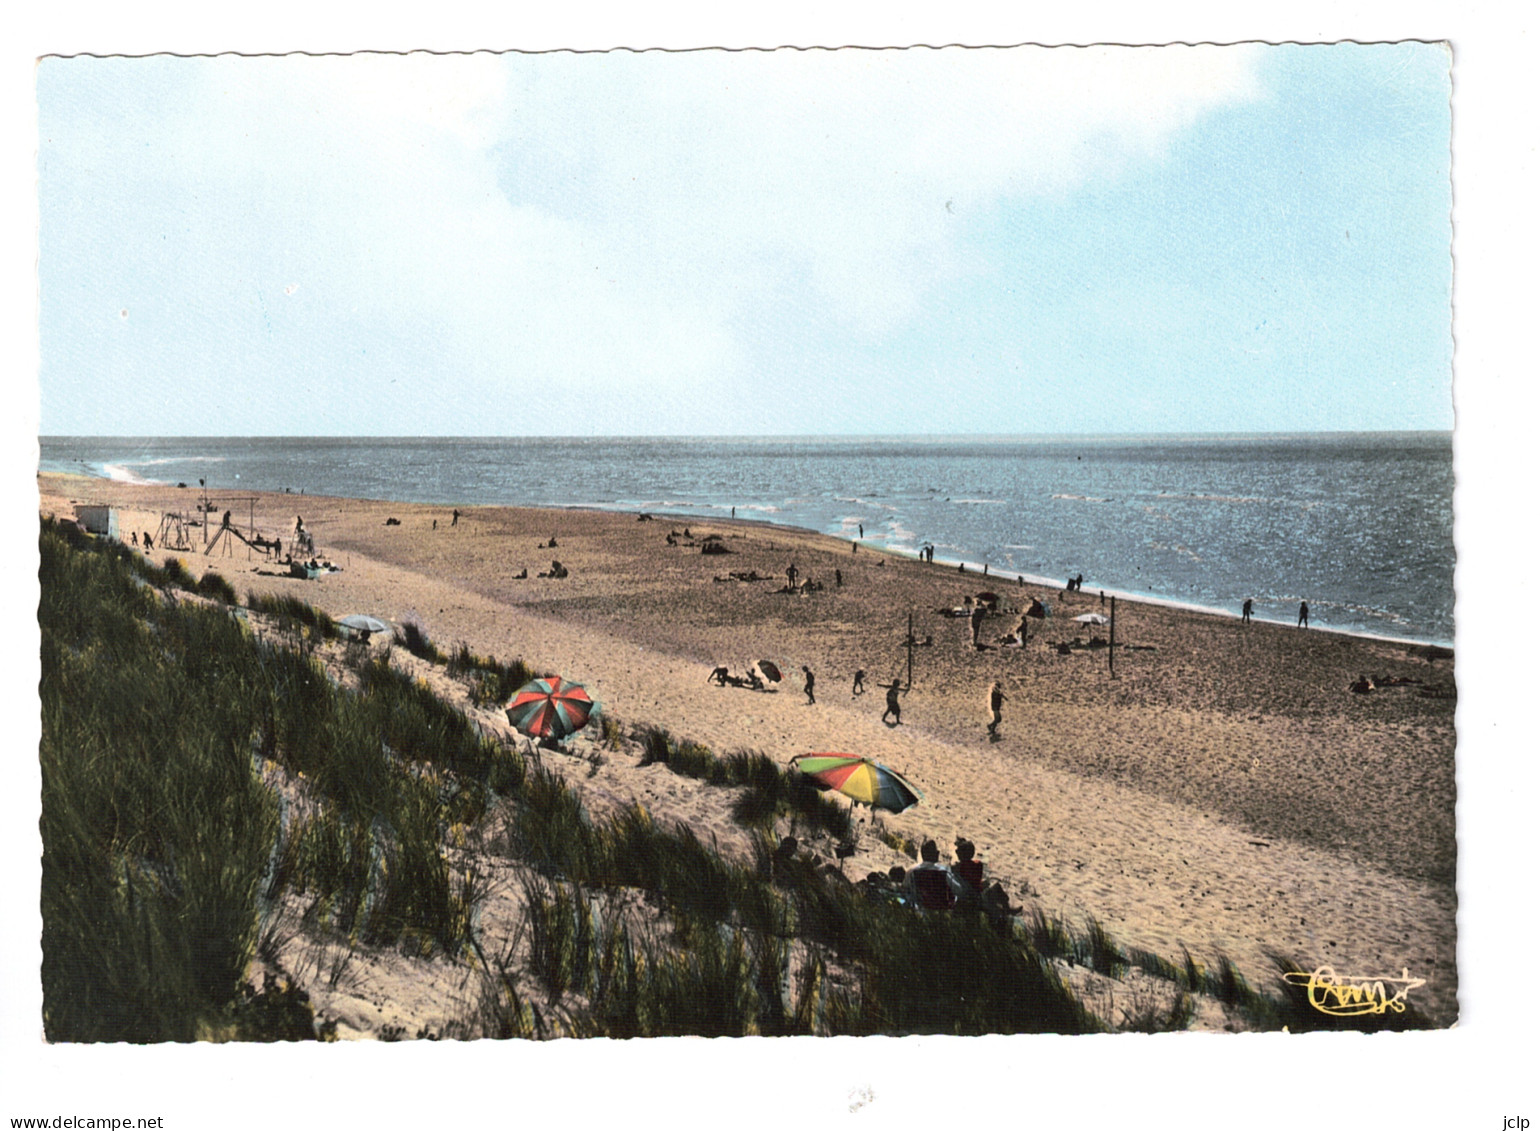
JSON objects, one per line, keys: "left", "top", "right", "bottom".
{"left": 9, "top": 18, "right": 1527, "bottom": 1128}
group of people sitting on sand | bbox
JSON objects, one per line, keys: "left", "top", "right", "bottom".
{"left": 708, "top": 665, "right": 766, "bottom": 690}
{"left": 508, "top": 560, "right": 568, "bottom": 580}
{"left": 856, "top": 838, "right": 1023, "bottom": 925}
{"left": 712, "top": 569, "right": 770, "bottom": 583}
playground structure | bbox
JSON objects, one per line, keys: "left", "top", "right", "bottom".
{"left": 150, "top": 492, "right": 293, "bottom": 561}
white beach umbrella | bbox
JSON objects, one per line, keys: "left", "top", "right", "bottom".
{"left": 339, "top": 614, "right": 390, "bottom": 638}
{"left": 1073, "top": 613, "right": 1109, "bottom": 626}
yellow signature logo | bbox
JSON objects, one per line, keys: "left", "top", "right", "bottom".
{"left": 1282, "top": 966, "right": 1425, "bottom": 1016}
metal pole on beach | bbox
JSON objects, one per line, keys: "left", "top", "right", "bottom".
{"left": 906, "top": 612, "right": 914, "bottom": 691}
{"left": 1109, "top": 597, "right": 1117, "bottom": 679}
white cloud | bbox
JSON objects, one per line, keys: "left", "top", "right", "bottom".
{"left": 41, "top": 46, "right": 1268, "bottom": 431}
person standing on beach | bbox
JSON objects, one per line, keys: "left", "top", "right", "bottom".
{"left": 969, "top": 602, "right": 987, "bottom": 648}
{"left": 852, "top": 669, "right": 867, "bottom": 696}
{"left": 786, "top": 563, "right": 799, "bottom": 589}
{"left": 802, "top": 666, "right": 816, "bottom": 705}
{"left": 1298, "top": 601, "right": 1310, "bottom": 628}
{"left": 987, "top": 681, "right": 1006, "bottom": 737}
{"left": 1242, "top": 598, "right": 1253, "bottom": 625}
{"left": 835, "top": 569, "right": 843, "bottom": 588}
{"left": 882, "top": 680, "right": 904, "bottom": 725}
{"left": 452, "top": 508, "right": 460, "bottom": 526}
{"left": 859, "top": 524, "right": 864, "bottom": 539}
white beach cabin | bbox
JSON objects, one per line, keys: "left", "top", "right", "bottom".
{"left": 74, "top": 505, "right": 119, "bottom": 541}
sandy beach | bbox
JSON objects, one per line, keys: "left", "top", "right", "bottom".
{"left": 38, "top": 472, "right": 1459, "bottom": 1027}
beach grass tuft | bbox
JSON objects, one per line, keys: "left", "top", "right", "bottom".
{"left": 197, "top": 569, "right": 239, "bottom": 605}
{"left": 246, "top": 591, "right": 337, "bottom": 639}
{"left": 397, "top": 620, "right": 446, "bottom": 664}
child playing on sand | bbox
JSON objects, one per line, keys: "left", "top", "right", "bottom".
{"left": 802, "top": 666, "right": 816, "bottom": 705}
{"left": 987, "top": 681, "right": 1006, "bottom": 737}
{"left": 852, "top": 669, "right": 866, "bottom": 696}
{"left": 882, "top": 680, "right": 904, "bottom": 725}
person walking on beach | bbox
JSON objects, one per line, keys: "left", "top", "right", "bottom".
{"left": 143, "top": 532, "right": 153, "bottom": 552}
{"left": 858, "top": 524, "right": 864, "bottom": 539}
{"left": 1298, "top": 601, "right": 1310, "bottom": 629}
{"left": 987, "top": 681, "right": 1006, "bottom": 738}
{"left": 835, "top": 568, "right": 843, "bottom": 588}
{"left": 882, "top": 680, "right": 904, "bottom": 725}
{"left": 802, "top": 666, "right": 816, "bottom": 705}
{"left": 969, "top": 601, "right": 987, "bottom": 648}
{"left": 452, "top": 508, "right": 460, "bottom": 526}
{"left": 852, "top": 669, "right": 867, "bottom": 696}
{"left": 1242, "top": 598, "right": 1253, "bottom": 625}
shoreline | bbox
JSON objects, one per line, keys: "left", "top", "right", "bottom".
{"left": 40, "top": 467, "right": 1455, "bottom": 650}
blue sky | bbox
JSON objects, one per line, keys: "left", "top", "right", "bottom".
{"left": 36, "top": 43, "right": 1452, "bottom": 436}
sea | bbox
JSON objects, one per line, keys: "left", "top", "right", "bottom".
{"left": 38, "top": 433, "right": 1455, "bottom": 646}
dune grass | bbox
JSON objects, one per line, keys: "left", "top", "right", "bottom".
{"left": 246, "top": 590, "right": 337, "bottom": 638}
{"left": 633, "top": 727, "right": 852, "bottom": 839}
{"left": 41, "top": 521, "right": 280, "bottom": 1041}
{"left": 197, "top": 569, "right": 239, "bottom": 605}
{"left": 396, "top": 619, "right": 446, "bottom": 664}
{"left": 40, "top": 519, "right": 502, "bottom": 1038}
{"left": 447, "top": 643, "right": 535, "bottom": 709}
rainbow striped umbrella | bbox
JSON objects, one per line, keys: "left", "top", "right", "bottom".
{"left": 505, "top": 676, "right": 595, "bottom": 740}
{"left": 790, "top": 753, "right": 923, "bottom": 813}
